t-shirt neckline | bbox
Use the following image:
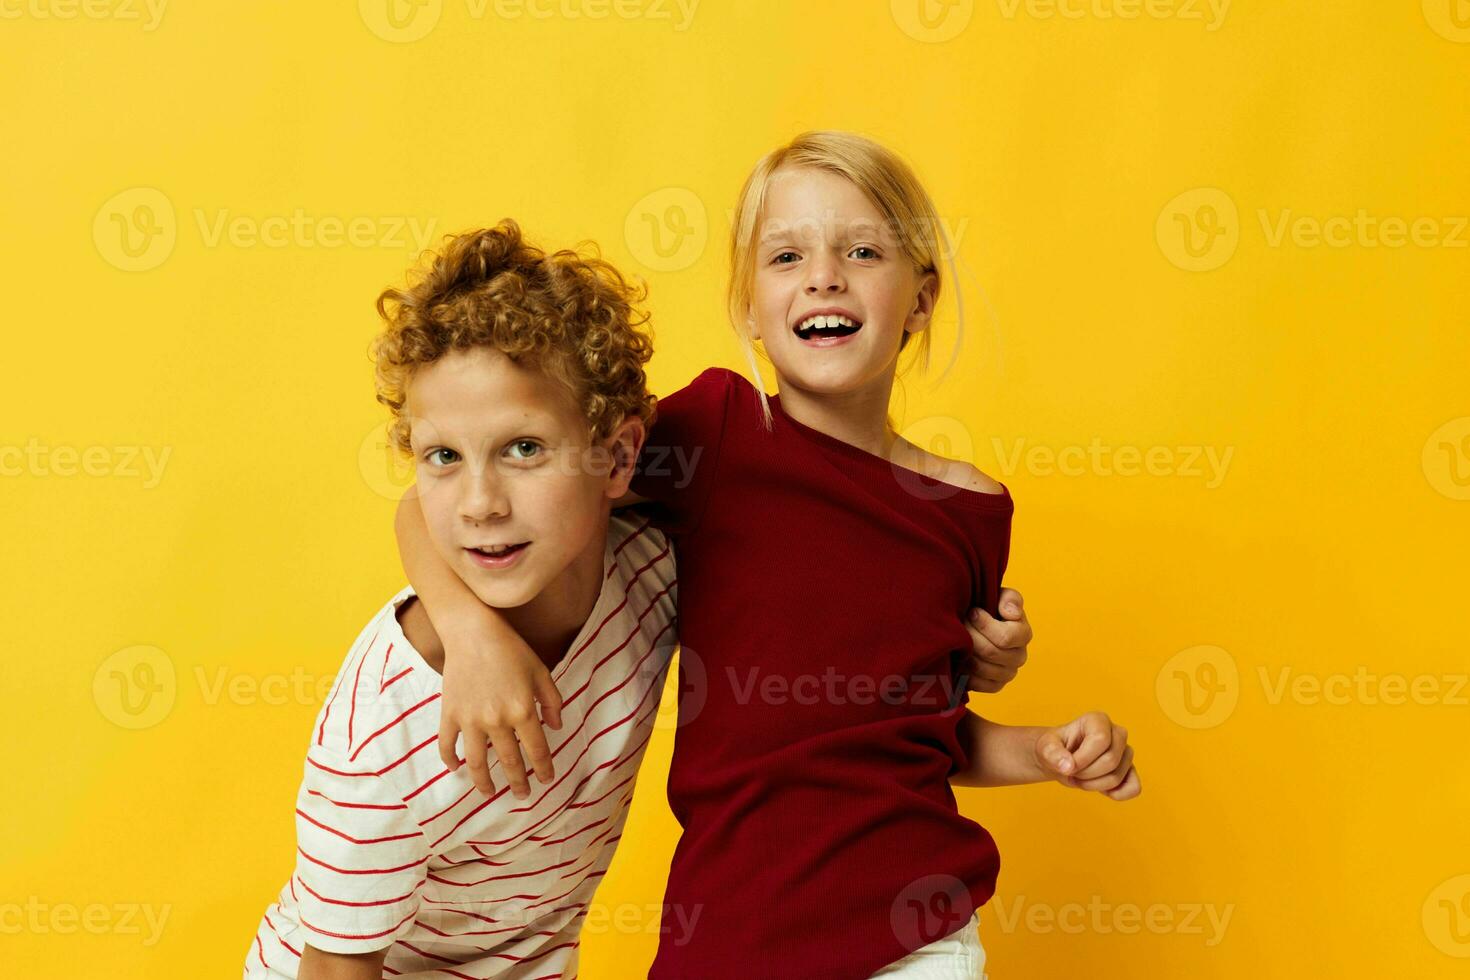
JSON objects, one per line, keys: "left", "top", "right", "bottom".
{"left": 769, "top": 388, "right": 1012, "bottom": 510}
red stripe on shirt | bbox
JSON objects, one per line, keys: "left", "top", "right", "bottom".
{"left": 296, "top": 845, "right": 430, "bottom": 876}
{"left": 301, "top": 906, "right": 414, "bottom": 941}
{"left": 349, "top": 692, "right": 442, "bottom": 762}
{"left": 297, "top": 807, "right": 424, "bottom": 846}
{"left": 320, "top": 627, "right": 378, "bottom": 746}
{"left": 307, "top": 789, "right": 409, "bottom": 811}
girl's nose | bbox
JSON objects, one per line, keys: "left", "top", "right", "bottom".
{"left": 803, "top": 252, "right": 846, "bottom": 293}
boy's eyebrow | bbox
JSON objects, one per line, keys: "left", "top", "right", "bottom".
{"left": 408, "top": 411, "right": 560, "bottom": 448}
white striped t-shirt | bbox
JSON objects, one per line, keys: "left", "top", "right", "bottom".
{"left": 245, "top": 514, "right": 677, "bottom": 980}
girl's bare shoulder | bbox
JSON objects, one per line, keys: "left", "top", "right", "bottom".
{"left": 895, "top": 437, "right": 1005, "bottom": 495}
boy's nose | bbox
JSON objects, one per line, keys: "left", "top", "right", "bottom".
{"left": 459, "top": 469, "right": 510, "bottom": 523}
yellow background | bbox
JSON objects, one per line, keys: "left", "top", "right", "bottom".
{"left": 2, "top": 1, "right": 1467, "bottom": 977}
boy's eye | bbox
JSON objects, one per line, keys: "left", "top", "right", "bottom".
{"left": 506, "top": 439, "right": 542, "bottom": 461}
{"left": 425, "top": 447, "right": 459, "bottom": 466}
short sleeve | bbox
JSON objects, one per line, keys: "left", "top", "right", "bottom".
{"left": 289, "top": 740, "right": 429, "bottom": 954}
{"left": 630, "top": 367, "right": 737, "bottom": 537}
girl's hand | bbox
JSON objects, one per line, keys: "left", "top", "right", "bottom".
{"left": 1034, "top": 711, "right": 1142, "bottom": 801}
{"left": 962, "top": 587, "right": 1031, "bottom": 693}
{"left": 439, "top": 610, "right": 565, "bottom": 800}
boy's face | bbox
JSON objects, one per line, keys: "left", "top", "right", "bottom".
{"left": 405, "top": 347, "right": 631, "bottom": 610}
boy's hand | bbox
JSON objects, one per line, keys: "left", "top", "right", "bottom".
{"left": 1034, "top": 711, "right": 1141, "bottom": 801}
{"left": 962, "top": 587, "right": 1031, "bottom": 693}
{"left": 439, "top": 610, "right": 565, "bottom": 800}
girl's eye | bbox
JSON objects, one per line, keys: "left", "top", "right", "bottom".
{"left": 850, "top": 246, "right": 879, "bottom": 260}
{"left": 506, "top": 440, "right": 542, "bottom": 461}
{"left": 771, "top": 251, "right": 799, "bottom": 265}
{"left": 425, "top": 447, "right": 459, "bottom": 466}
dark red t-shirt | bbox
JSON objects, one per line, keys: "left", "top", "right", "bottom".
{"left": 630, "top": 367, "right": 1013, "bottom": 979}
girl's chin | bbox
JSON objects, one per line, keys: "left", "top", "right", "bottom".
{"left": 770, "top": 356, "right": 890, "bottom": 392}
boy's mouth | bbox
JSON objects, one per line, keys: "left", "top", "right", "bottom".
{"left": 792, "top": 312, "right": 863, "bottom": 342}
{"left": 465, "top": 542, "right": 531, "bottom": 567}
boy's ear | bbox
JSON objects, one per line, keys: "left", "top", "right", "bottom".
{"left": 604, "top": 417, "right": 647, "bottom": 498}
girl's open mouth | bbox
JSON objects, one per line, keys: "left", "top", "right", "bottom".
{"left": 793, "top": 313, "right": 863, "bottom": 345}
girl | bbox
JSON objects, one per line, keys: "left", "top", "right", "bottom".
{"left": 397, "top": 131, "right": 1140, "bottom": 978}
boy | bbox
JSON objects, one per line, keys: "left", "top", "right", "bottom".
{"left": 245, "top": 220, "right": 675, "bottom": 979}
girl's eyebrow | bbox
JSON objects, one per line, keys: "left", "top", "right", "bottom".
{"left": 760, "top": 218, "right": 887, "bottom": 248}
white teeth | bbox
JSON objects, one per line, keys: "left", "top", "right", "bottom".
{"left": 798, "top": 313, "right": 857, "bottom": 331}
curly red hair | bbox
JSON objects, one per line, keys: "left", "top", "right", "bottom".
{"left": 371, "top": 219, "right": 656, "bottom": 455}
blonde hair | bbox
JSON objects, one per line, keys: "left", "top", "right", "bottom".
{"left": 726, "top": 130, "right": 964, "bottom": 429}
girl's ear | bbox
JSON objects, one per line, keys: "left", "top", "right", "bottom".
{"left": 906, "top": 271, "right": 939, "bottom": 335}
{"left": 746, "top": 307, "right": 761, "bottom": 342}
{"left": 604, "top": 416, "right": 647, "bottom": 498}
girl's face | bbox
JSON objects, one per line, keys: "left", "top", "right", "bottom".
{"left": 748, "top": 166, "right": 936, "bottom": 399}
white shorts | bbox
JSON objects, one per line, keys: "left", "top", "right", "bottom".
{"left": 868, "top": 912, "right": 987, "bottom": 979}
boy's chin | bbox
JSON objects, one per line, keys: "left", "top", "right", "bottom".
{"left": 466, "top": 578, "right": 539, "bottom": 610}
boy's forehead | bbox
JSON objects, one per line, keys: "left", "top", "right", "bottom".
{"left": 405, "top": 349, "right": 581, "bottom": 441}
